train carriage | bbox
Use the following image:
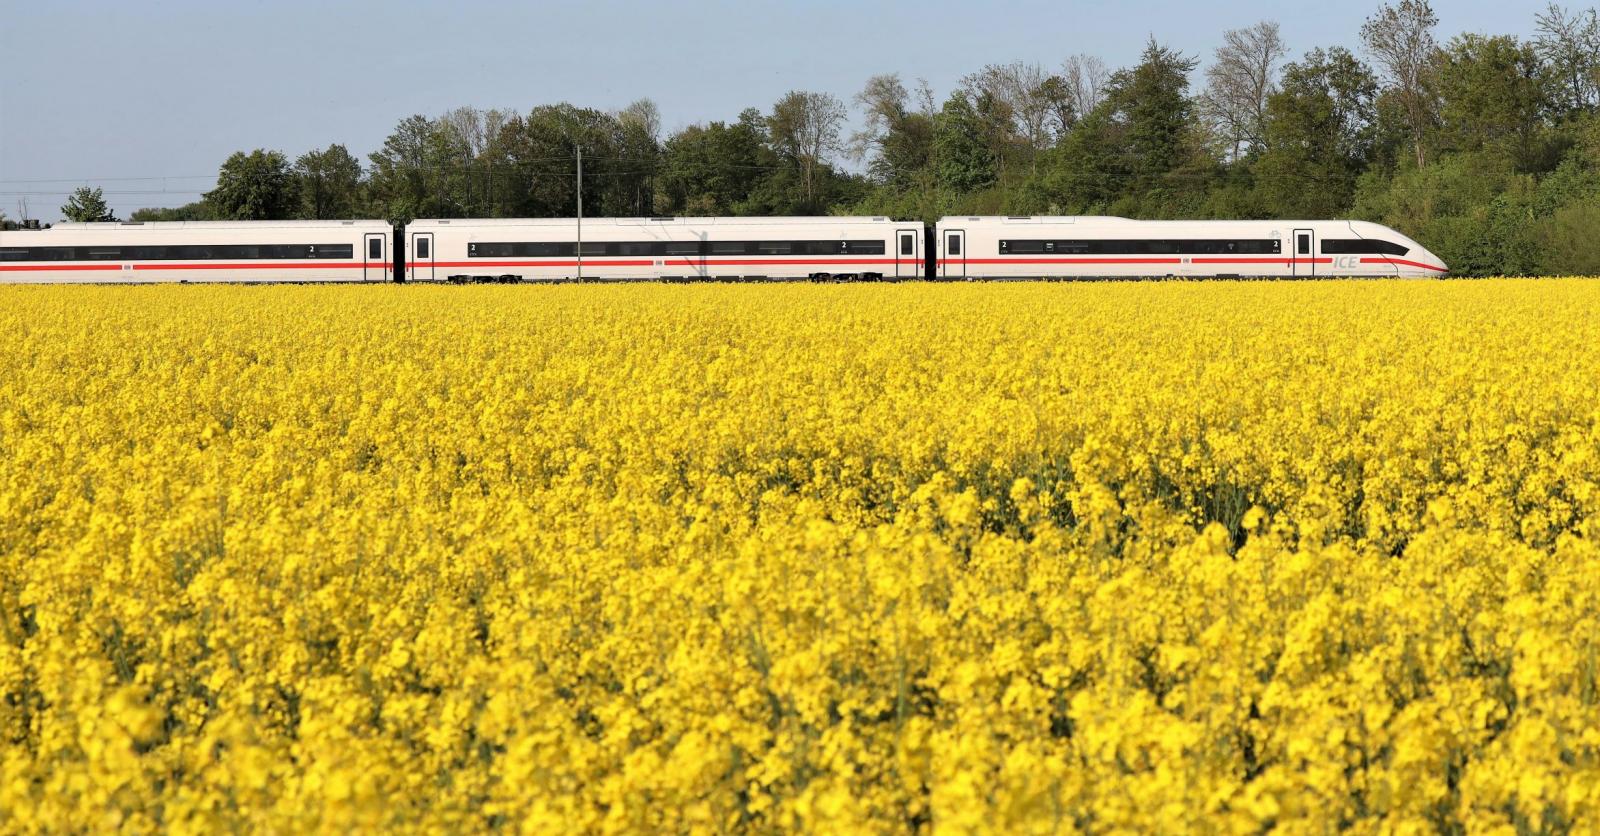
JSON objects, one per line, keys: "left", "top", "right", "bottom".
{"left": 935, "top": 216, "right": 1448, "bottom": 279}
{"left": 406, "top": 216, "right": 922, "bottom": 283}
{"left": 0, "top": 220, "right": 394, "bottom": 284}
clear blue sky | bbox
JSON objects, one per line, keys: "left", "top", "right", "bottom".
{"left": 0, "top": 0, "right": 1546, "bottom": 220}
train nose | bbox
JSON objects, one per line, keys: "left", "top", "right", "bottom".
{"left": 1425, "top": 251, "right": 1449, "bottom": 276}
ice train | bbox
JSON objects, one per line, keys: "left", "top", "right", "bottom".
{"left": 0, "top": 215, "right": 1448, "bottom": 283}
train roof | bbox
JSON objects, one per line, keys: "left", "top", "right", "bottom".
{"left": 939, "top": 215, "right": 1369, "bottom": 226}
{"left": 34, "top": 220, "right": 391, "bottom": 232}
{"left": 407, "top": 216, "right": 900, "bottom": 228}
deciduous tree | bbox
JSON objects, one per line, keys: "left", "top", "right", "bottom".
{"left": 294, "top": 144, "right": 363, "bottom": 220}
{"left": 767, "top": 91, "right": 847, "bottom": 210}
{"left": 207, "top": 150, "right": 296, "bottom": 220}
{"left": 61, "top": 187, "right": 116, "bottom": 222}
{"left": 1361, "top": 0, "right": 1441, "bottom": 167}
{"left": 1200, "top": 21, "right": 1287, "bottom": 159}
{"left": 1254, "top": 47, "right": 1378, "bottom": 216}
{"left": 1533, "top": 3, "right": 1600, "bottom": 115}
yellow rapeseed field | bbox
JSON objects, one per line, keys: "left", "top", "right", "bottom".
{"left": 2, "top": 280, "right": 1599, "bottom": 833}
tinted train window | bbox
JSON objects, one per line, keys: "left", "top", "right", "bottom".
{"left": 0, "top": 243, "right": 352, "bottom": 261}
{"left": 370, "top": 238, "right": 383, "bottom": 259}
{"left": 996, "top": 239, "right": 1282, "bottom": 255}
{"left": 1297, "top": 234, "right": 1310, "bottom": 255}
{"left": 900, "top": 234, "right": 914, "bottom": 256}
{"left": 947, "top": 235, "right": 962, "bottom": 256}
{"left": 1321, "top": 239, "right": 1409, "bottom": 256}
{"left": 461, "top": 239, "right": 889, "bottom": 258}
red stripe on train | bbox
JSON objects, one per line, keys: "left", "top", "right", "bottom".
{"left": 134, "top": 262, "right": 383, "bottom": 270}
{"left": 938, "top": 258, "right": 1184, "bottom": 265}
{"left": 419, "top": 260, "right": 654, "bottom": 268}
{"left": 0, "top": 262, "right": 387, "bottom": 271}
{"left": 662, "top": 258, "right": 910, "bottom": 267}
{"left": 0, "top": 263, "right": 124, "bottom": 271}
{"left": 1189, "top": 257, "right": 1334, "bottom": 265}
{"left": 410, "top": 259, "right": 916, "bottom": 268}
{"left": 1360, "top": 257, "right": 1447, "bottom": 272}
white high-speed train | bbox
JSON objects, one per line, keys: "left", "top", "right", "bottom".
{"left": 935, "top": 216, "right": 1447, "bottom": 279}
{"left": 0, "top": 215, "right": 1447, "bottom": 283}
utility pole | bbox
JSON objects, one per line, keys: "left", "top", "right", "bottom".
{"left": 575, "top": 145, "right": 583, "bottom": 283}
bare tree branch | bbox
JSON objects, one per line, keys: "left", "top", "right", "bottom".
{"left": 1200, "top": 21, "right": 1287, "bottom": 159}
{"left": 1362, "top": 0, "right": 1441, "bottom": 167}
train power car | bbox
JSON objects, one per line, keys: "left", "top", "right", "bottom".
{"left": 405, "top": 216, "right": 925, "bottom": 282}
{"left": 934, "top": 216, "right": 1448, "bottom": 279}
{"left": 0, "top": 219, "right": 395, "bottom": 283}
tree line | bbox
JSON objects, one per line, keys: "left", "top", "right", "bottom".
{"left": 52, "top": 1, "right": 1600, "bottom": 276}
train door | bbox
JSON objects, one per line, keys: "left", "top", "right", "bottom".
{"left": 1293, "top": 228, "right": 1314, "bottom": 277}
{"left": 364, "top": 233, "right": 389, "bottom": 282}
{"left": 942, "top": 229, "right": 965, "bottom": 280}
{"left": 896, "top": 228, "right": 919, "bottom": 280}
{"left": 409, "top": 232, "right": 434, "bottom": 282}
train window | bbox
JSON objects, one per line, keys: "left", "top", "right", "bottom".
{"left": 712, "top": 241, "right": 747, "bottom": 255}
{"left": 1320, "top": 239, "right": 1409, "bottom": 256}
{"left": 0, "top": 248, "right": 28, "bottom": 260}
{"left": 618, "top": 242, "right": 652, "bottom": 256}
{"left": 1001, "top": 239, "right": 1282, "bottom": 255}
{"left": 900, "top": 234, "right": 914, "bottom": 256}
{"left": 370, "top": 239, "right": 383, "bottom": 259}
{"left": 758, "top": 241, "right": 791, "bottom": 255}
{"left": 947, "top": 234, "right": 961, "bottom": 256}
{"left": 1297, "top": 234, "right": 1310, "bottom": 255}
{"left": 843, "top": 241, "right": 886, "bottom": 255}
{"left": 665, "top": 242, "right": 701, "bottom": 255}
{"left": 579, "top": 242, "right": 607, "bottom": 256}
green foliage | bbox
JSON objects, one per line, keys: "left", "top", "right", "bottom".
{"left": 295, "top": 144, "right": 363, "bottom": 220}
{"left": 365, "top": 115, "right": 462, "bottom": 224}
{"left": 1433, "top": 34, "right": 1549, "bottom": 167}
{"left": 1536, "top": 201, "right": 1600, "bottom": 274}
{"left": 60, "top": 187, "right": 117, "bottom": 222}
{"left": 128, "top": 202, "right": 212, "bottom": 222}
{"left": 205, "top": 150, "right": 295, "bottom": 221}
{"left": 1253, "top": 47, "right": 1378, "bottom": 218}
{"left": 1105, "top": 38, "right": 1201, "bottom": 187}
{"left": 657, "top": 111, "right": 774, "bottom": 215}
{"left": 933, "top": 92, "right": 996, "bottom": 195}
